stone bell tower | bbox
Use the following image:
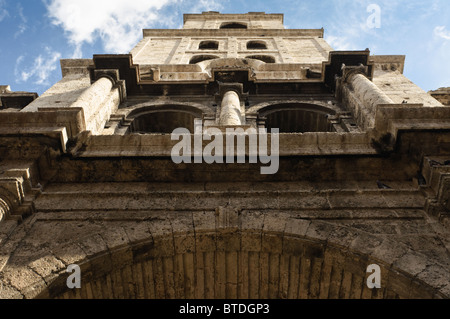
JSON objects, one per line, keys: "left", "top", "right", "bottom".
{"left": 0, "top": 12, "right": 449, "bottom": 300}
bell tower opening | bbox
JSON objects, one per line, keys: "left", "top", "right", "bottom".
{"left": 220, "top": 22, "right": 248, "bottom": 29}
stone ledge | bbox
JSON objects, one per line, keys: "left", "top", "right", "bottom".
{"left": 369, "top": 55, "right": 405, "bottom": 74}
{"left": 0, "top": 90, "right": 38, "bottom": 110}
{"left": 72, "top": 132, "right": 377, "bottom": 157}
{"left": 60, "top": 59, "right": 93, "bottom": 77}
{"left": 429, "top": 87, "right": 450, "bottom": 106}
{"left": 143, "top": 29, "right": 324, "bottom": 38}
{"left": 33, "top": 188, "right": 426, "bottom": 212}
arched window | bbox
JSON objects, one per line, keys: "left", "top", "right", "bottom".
{"left": 258, "top": 103, "right": 336, "bottom": 133}
{"left": 130, "top": 111, "right": 197, "bottom": 134}
{"left": 126, "top": 104, "right": 206, "bottom": 134}
{"left": 247, "top": 41, "right": 267, "bottom": 50}
{"left": 199, "top": 41, "right": 219, "bottom": 50}
{"left": 265, "top": 110, "right": 331, "bottom": 132}
{"left": 189, "top": 55, "right": 220, "bottom": 64}
{"left": 245, "top": 55, "right": 275, "bottom": 63}
{"left": 220, "top": 22, "right": 247, "bottom": 29}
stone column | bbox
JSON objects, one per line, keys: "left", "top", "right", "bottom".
{"left": 348, "top": 73, "right": 394, "bottom": 111}
{"left": 219, "top": 90, "right": 242, "bottom": 126}
{"left": 70, "top": 76, "right": 114, "bottom": 121}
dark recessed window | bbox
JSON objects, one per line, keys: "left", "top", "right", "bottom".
{"left": 258, "top": 103, "right": 337, "bottom": 133}
{"left": 265, "top": 110, "right": 332, "bottom": 133}
{"left": 245, "top": 55, "right": 275, "bottom": 63}
{"left": 189, "top": 55, "right": 220, "bottom": 64}
{"left": 220, "top": 22, "right": 247, "bottom": 29}
{"left": 247, "top": 41, "right": 267, "bottom": 50}
{"left": 199, "top": 41, "right": 219, "bottom": 50}
{"left": 130, "top": 111, "right": 196, "bottom": 134}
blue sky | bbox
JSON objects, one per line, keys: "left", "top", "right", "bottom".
{"left": 0, "top": 0, "right": 449, "bottom": 95}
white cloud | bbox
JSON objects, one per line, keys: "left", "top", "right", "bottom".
{"left": 45, "top": 0, "right": 223, "bottom": 56}
{"left": 46, "top": 0, "right": 172, "bottom": 54}
{"left": 71, "top": 44, "right": 83, "bottom": 59}
{"left": 15, "top": 48, "right": 62, "bottom": 86}
{"left": 0, "top": 0, "right": 8, "bottom": 22}
{"left": 14, "top": 3, "right": 27, "bottom": 38}
{"left": 322, "top": 0, "right": 445, "bottom": 53}
{"left": 323, "top": 1, "right": 373, "bottom": 51}
{"left": 189, "top": 0, "right": 223, "bottom": 14}
{"left": 325, "top": 35, "right": 353, "bottom": 51}
{"left": 434, "top": 26, "right": 450, "bottom": 40}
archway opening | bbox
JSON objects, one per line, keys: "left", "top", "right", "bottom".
{"left": 257, "top": 103, "right": 336, "bottom": 133}
{"left": 220, "top": 22, "right": 247, "bottom": 29}
{"left": 129, "top": 111, "right": 196, "bottom": 134}
{"left": 189, "top": 55, "right": 220, "bottom": 64}
{"left": 245, "top": 55, "right": 275, "bottom": 63}
{"left": 265, "top": 109, "right": 332, "bottom": 133}
{"left": 39, "top": 229, "right": 439, "bottom": 299}
{"left": 247, "top": 41, "right": 268, "bottom": 50}
{"left": 199, "top": 41, "right": 219, "bottom": 50}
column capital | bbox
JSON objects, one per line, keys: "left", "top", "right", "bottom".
{"left": 92, "top": 69, "right": 120, "bottom": 84}
{"left": 92, "top": 69, "right": 127, "bottom": 103}
{"left": 341, "top": 63, "right": 370, "bottom": 84}
{"left": 217, "top": 83, "right": 247, "bottom": 100}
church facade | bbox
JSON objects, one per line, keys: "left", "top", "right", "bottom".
{"left": 0, "top": 12, "right": 449, "bottom": 299}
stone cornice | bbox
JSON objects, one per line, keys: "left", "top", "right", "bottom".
{"left": 143, "top": 29, "right": 324, "bottom": 38}
{"left": 183, "top": 12, "right": 284, "bottom": 24}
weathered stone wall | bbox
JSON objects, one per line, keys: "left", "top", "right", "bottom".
{"left": 283, "top": 38, "right": 330, "bottom": 63}
{"left": 373, "top": 70, "right": 443, "bottom": 107}
{"left": 131, "top": 13, "right": 326, "bottom": 67}
{"left": 21, "top": 75, "right": 91, "bottom": 112}
{"left": 131, "top": 38, "right": 182, "bottom": 65}
{"left": 0, "top": 199, "right": 448, "bottom": 299}
{"left": 131, "top": 36, "right": 331, "bottom": 66}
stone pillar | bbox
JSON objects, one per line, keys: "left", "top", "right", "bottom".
{"left": 348, "top": 73, "right": 394, "bottom": 110}
{"left": 219, "top": 90, "right": 242, "bottom": 126}
{"left": 70, "top": 77, "right": 114, "bottom": 121}
{"left": 228, "top": 37, "right": 238, "bottom": 58}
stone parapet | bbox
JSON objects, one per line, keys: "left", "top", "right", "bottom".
{"left": 0, "top": 86, "right": 38, "bottom": 111}
{"left": 429, "top": 87, "right": 450, "bottom": 106}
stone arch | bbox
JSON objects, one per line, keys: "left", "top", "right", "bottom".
{"left": 245, "top": 55, "right": 276, "bottom": 63}
{"left": 123, "top": 102, "right": 210, "bottom": 134}
{"left": 129, "top": 111, "right": 196, "bottom": 134}
{"left": 247, "top": 40, "right": 268, "bottom": 50}
{"left": 249, "top": 101, "right": 338, "bottom": 133}
{"left": 220, "top": 22, "right": 247, "bottom": 29}
{"left": 0, "top": 186, "right": 21, "bottom": 218}
{"left": 0, "top": 198, "right": 11, "bottom": 222}
{"left": 125, "top": 101, "right": 212, "bottom": 118}
{"left": 199, "top": 40, "right": 219, "bottom": 50}
{"left": 248, "top": 101, "right": 339, "bottom": 115}
{"left": 189, "top": 55, "right": 221, "bottom": 64}
{"left": 1, "top": 210, "right": 444, "bottom": 299}
{"left": 198, "top": 58, "right": 264, "bottom": 76}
